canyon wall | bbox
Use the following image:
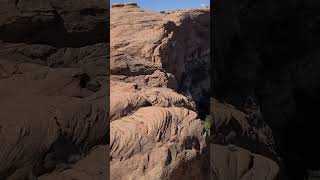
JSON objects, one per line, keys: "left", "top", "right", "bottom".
{"left": 110, "top": 3, "right": 210, "bottom": 180}
{"left": 0, "top": 0, "right": 109, "bottom": 179}
{"left": 212, "top": 0, "right": 320, "bottom": 179}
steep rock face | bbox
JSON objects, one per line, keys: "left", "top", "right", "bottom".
{"left": 0, "top": 0, "right": 109, "bottom": 179}
{"left": 212, "top": 0, "right": 320, "bottom": 179}
{"left": 110, "top": 4, "right": 210, "bottom": 180}
{"left": 0, "top": 0, "right": 108, "bottom": 47}
{"left": 111, "top": 4, "right": 210, "bottom": 118}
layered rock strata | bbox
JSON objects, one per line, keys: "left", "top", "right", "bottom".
{"left": 110, "top": 4, "right": 210, "bottom": 180}
{"left": 0, "top": 0, "right": 109, "bottom": 179}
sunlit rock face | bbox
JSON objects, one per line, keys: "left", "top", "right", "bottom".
{"left": 110, "top": 3, "right": 210, "bottom": 180}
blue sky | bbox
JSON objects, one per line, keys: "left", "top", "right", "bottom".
{"left": 110, "top": 0, "right": 210, "bottom": 12}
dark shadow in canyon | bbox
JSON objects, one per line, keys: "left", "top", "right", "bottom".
{"left": 160, "top": 12, "right": 210, "bottom": 120}
{"left": 212, "top": 0, "right": 320, "bottom": 179}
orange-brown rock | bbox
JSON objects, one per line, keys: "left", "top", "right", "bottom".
{"left": 110, "top": 4, "right": 210, "bottom": 180}
{"left": 0, "top": 0, "right": 109, "bottom": 179}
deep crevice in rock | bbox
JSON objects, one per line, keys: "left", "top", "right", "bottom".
{"left": 212, "top": 0, "right": 320, "bottom": 179}
{"left": 159, "top": 13, "right": 210, "bottom": 119}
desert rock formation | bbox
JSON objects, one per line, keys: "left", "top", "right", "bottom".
{"left": 110, "top": 3, "right": 210, "bottom": 180}
{"left": 0, "top": 0, "right": 109, "bottom": 179}
{"left": 210, "top": 98, "right": 280, "bottom": 180}
{"left": 212, "top": 0, "right": 320, "bottom": 179}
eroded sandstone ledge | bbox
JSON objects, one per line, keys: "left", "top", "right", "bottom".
{"left": 110, "top": 4, "right": 210, "bottom": 180}
{"left": 0, "top": 0, "right": 109, "bottom": 179}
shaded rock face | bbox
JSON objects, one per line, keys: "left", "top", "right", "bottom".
{"left": 212, "top": 0, "right": 320, "bottom": 179}
{"left": 110, "top": 4, "right": 210, "bottom": 180}
{"left": 0, "top": 0, "right": 109, "bottom": 179}
{"left": 211, "top": 144, "right": 279, "bottom": 180}
{"left": 0, "top": 0, "right": 109, "bottom": 47}
{"left": 210, "top": 98, "right": 281, "bottom": 180}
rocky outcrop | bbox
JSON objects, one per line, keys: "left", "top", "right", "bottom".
{"left": 211, "top": 144, "right": 279, "bottom": 180}
{"left": 211, "top": 98, "right": 277, "bottom": 159}
{"left": 111, "top": 4, "right": 210, "bottom": 118}
{"left": 110, "top": 4, "right": 210, "bottom": 180}
{"left": 210, "top": 98, "right": 281, "bottom": 180}
{"left": 0, "top": 0, "right": 109, "bottom": 179}
{"left": 38, "top": 145, "right": 109, "bottom": 180}
{"left": 212, "top": 0, "right": 320, "bottom": 179}
{"left": 0, "top": 0, "right": 108, "bottom": 47}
